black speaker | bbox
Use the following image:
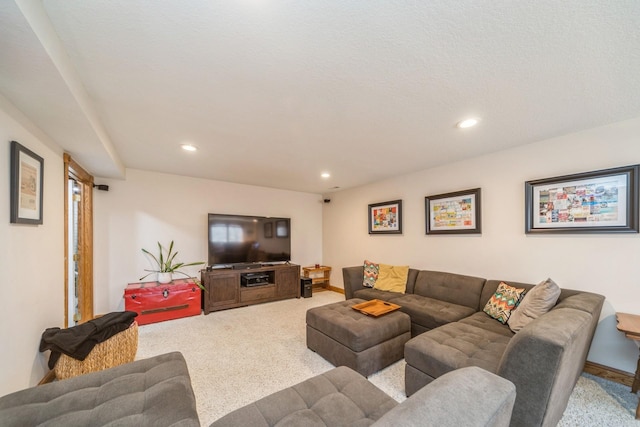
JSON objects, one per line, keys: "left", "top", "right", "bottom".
{"left": 301, "top": 277, "right": 312, "bottom": 298}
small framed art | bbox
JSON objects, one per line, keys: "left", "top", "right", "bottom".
{"left": 425, "top": 188, "right": 481, "bottom": 234}
{"left": 368, "top": 200, "right": 402, "bottom": 234}
{"left": 525, "top": 165, "right": 639, "bottom": 233}
{"left": 10, "top": 140, "right": 44, "bottom": 225}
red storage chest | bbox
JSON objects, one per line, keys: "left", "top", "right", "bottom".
{"left": 124, "top": 279, "right": 201, "bottom": 325}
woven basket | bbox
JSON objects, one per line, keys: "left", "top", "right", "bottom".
{"left": 54, "top": 321, "right": 138, "bottom": 380}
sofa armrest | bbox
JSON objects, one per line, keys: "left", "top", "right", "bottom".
{"left": 373, "top": 366, "right": 515, "bottom": 427}
{"left": 342, "top": 266, "right": 365, "bottom": 300}
{"left": 497, "top": 308, "right": 593, "bottom": 427}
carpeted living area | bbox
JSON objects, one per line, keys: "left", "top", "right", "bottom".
{"left": 136, "top": 291, "right": 639, "bottom": 426}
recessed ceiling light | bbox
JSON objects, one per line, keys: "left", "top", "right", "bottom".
{"left": 181, "top": 144, "right": 197, "bottom": 152}
{"left": 321, "top": 172, "right": 331, "bottom": 178}
{"left": 456, "top": 118, "right": 479, "bottom": 129}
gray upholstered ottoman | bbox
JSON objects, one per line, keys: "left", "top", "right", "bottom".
{"left": 306, "top": 298, "right": 411, "bottom": 377}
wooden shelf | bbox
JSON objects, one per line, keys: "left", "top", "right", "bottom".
{"left": 302, "top": 266, "right": 331, "bottom": 288}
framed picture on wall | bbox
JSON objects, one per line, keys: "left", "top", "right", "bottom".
{"left": 10, "top": 140, "right": 44, "bottom": 225}
{"left": 425, "top": 188, "right": 481, "bottom": 234}
{"left": 368, "top": 200, "right": 402, "bottom": 234}
{"left": 525, "top": 164, "right": 639, "bottom": 233}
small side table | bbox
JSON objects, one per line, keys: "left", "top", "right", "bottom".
{"left": 302, "top": 266, "right": 331, "bottom": 289}
{"left": 615, "top": 312, "right": 640, "bottom": 419}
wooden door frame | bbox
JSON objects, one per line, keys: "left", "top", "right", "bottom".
{"left": 63, "top": 153, "right": 94, "bottom": 325}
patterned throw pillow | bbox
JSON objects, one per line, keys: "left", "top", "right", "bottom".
{"left": 483, "top": 282, "right": 527, "bottom": 324}
{"left": 363, "top": 260, "right": 379, "bottom": 287}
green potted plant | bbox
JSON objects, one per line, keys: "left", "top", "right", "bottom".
{"left": 140, "top": 241, "right": 205, "bottom": 287}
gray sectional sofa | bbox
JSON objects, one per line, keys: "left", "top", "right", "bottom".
{"left": 343, "top": 266, "right": 605, "bottom": 427}
{"left": 210, "top": 365, "right": 516, "bottom": 427}
{"left": 0, "top": 352, "right": 199, "bottom": 427}
{"left": 0, "top": 352, "right": 516, "bottom": 427}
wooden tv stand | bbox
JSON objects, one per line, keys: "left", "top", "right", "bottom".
{"left": 201, "top": 264, "right": 300, "bottom": 314}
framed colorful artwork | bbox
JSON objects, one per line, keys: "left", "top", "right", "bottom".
{"left": 525, "top": 165, "right": 639, "bottom": 233}
{"left": 368, "top": 200, "right": 402, "bottom": 234}
{"left": 10, "top": 140, "right": 44, "bottom": 225}
{"left": 425, "top": 188, "right": 481, "bottom": 234}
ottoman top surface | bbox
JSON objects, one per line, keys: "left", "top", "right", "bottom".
{"left": 307, "top": 299, "right": 411, "bottom": 351}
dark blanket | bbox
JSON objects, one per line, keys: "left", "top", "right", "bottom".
{"left": 40, "top": 311, "right": 138, "bottom": 369}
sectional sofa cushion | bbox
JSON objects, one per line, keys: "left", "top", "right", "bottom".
{"left": 508, "top": 278, "right": 561, "bottom": 332}
{"left": 353, "top": 287, "right": 404, "bottom": 302}
{"left": 374, "top": 264, "right": 409, "bottom": 293}
{"left": 210, "top": 366, "right": 398, "bottom": 426}
{"left": 392, "top": 294, "right": 476, "bottom": 331}
{"left": 458, "top": 312, "right": 515, "bottom": 338}
{"left": 404, "top": 322, "right": 512, "bottom": 377}
{"left": 413, "top": 270, "right": 486, "bottom": 311}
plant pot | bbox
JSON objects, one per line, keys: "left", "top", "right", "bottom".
{"left": 157, "top": 272, "right": 172, "bottom": 284}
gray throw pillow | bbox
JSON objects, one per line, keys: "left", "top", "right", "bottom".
{"left": 507, "top": 278, "right": 561, "bottom": 332}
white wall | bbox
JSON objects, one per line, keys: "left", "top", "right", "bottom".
{"left": 323, "top": 116, "right": 640, "bottom": 374}
{"left": 93, "top": 169, "right": 323, "bottom": 314}
{"left": 0, "top": 97, "right": 64, "bottom": 395}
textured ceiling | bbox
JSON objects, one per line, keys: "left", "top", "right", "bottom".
{"left": 1, "top": 1, "right": 640, "bottom": 194}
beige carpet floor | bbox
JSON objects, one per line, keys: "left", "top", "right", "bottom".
{"left": 136, "top": 290, "right": 639, "bottom": 426}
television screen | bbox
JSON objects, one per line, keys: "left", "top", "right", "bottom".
{"left": 208, "top": 213, "right": 291, "bottom": 266}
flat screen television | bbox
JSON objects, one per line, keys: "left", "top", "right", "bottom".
{"left": 208, "top": 213, "right": 291, "bottom": 266}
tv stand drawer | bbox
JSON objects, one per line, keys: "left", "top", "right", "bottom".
{"left": 241, "top": 284, "right": 276, "bottom": 302}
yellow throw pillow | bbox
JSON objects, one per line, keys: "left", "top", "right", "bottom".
{"left": 373, "top": 264, "right": 409, "bottom": 294}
